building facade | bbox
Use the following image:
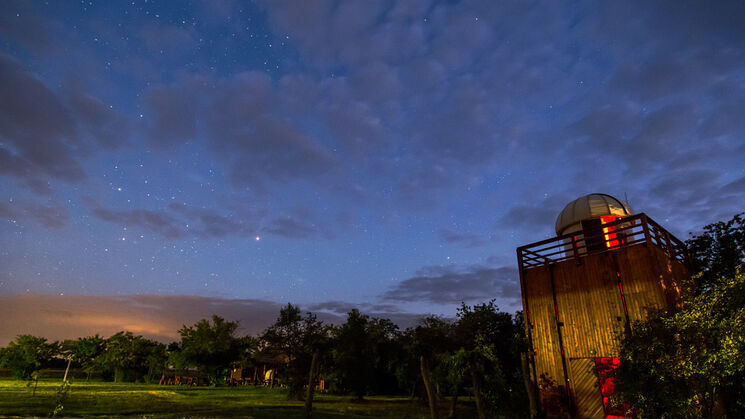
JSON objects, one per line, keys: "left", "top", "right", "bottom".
{"left": 517, "top": 194, "right": 689, "bottom": 418}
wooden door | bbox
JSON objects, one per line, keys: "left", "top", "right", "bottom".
{"left": 568, "top": 358, "right": 604, "bottom": 419}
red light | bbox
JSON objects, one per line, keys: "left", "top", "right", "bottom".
{"left": 594, "top": 357, "right": 633, "bottom": 418}
{"left": 600, "top": 216, "right": 622, "bottom": 248}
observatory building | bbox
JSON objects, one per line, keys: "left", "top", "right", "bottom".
{"left": 516, "top": 194, "right": 689, "bottom": 418}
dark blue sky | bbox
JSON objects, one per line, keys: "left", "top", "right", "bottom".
{"left": 1, "top": 1, "right": 744, "bottom": 341}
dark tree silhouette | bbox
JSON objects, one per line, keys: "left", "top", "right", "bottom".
{"left": 0, "top": 335, "right": 59, "bottom": 379}
{"left": 261, "top": 303, "right": 330, "bottom": 407}
{"left": 453, "top": 301, "right": 528, "bottom": 418}
{"left": 410, "top": 316, "right": 455, "bottom": 419}
{"left": 686, "top": 212, "right": 744, "bottom": 291}
{"left": 332, "top": 309, "right": 372, "bottom": 399}
{"left": 177, "top": 315, "right": 244, "bottom": 384}
{"left": 72, "top": 335, "right": 105, "bottom": 381}
{"left": 97, "top": 331, "right": 166, "bottom": 383}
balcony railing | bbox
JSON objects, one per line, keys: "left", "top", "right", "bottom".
{"left": 517, "top": 213, "right": 687, "bottom": 269}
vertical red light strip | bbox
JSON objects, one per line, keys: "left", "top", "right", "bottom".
{"left": 617, "top": 271, "right": 629, "bottom": 318}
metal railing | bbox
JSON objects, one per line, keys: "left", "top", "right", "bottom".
{"left": 517, "top": 213, "right": 687, "bottom": 269}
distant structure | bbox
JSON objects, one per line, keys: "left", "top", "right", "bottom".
{"left": 516, "top": 193, "right": 689, "bottom": 418}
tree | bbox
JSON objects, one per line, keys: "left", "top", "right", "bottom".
{"left": 332, "top": 309, "right": 372, "bottom": 399}
{"left": 365, "top": 317, "right": 403, "bottom": 395}
{"left": 391, "top": 329, "right": 422, "bottom": 399}
{"left": 0, "top": 335, "right": 59, "bottom": 379}
{"left": 453, "top": 301, "right": 528, "bottom": 418}
{"left": 613, "top": 270, "right": 745, "bottom": 418}
{"left": 178, "top": 315, "right": 244, "bottom": 384}
{"left": 261, "top": 304, "right": 330, "bottom": 405}
{"left": 140, "top": 339, "right": 168, "bottom": 383}
{"left": 409, "top": 316, "right": 456, "bottom": 419}
{"left": 686, "top": 212, "right": 744, "bottom": 292}
{"left": 72, "top": 335, "right": 105, "bottom": 381}
{"left": 330, "top": 310, "right": 401, "bottom": 399}
{"left": 96, "top": 332, "right": 166, "bottom": 382}
{"left": 447, "top": 339, "right": 505, "bottom": 419}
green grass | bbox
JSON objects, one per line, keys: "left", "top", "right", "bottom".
{"left": 0, "top": 378, "right": 475, "bottom": 418}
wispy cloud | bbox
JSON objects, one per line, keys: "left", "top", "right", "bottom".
{"left": 382, "top": 264, "right": 520, "bottom": 307}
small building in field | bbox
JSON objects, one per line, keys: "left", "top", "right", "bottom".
{"left": 516, "top": 193, "right": 689, "bottom": 418}
{"left": 227, "top": 352, "right": 326, "bottom": 391}
{"left": 227, "top": 352, "right": 289, "bottom": 387}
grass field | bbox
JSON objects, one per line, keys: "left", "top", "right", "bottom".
{"left": 0, "top": 378, "right": 475, "bottom": 418}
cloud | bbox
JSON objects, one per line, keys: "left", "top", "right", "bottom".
{"left": 0, "top": 52, "right": 133, "bottom": 194}
{"left": 0, "top": 294, "right": 429, "bottom": 346}
{"left": 305, "top": 300, "right": 357, "bottom": 315}
{"left": 721, "top": 176, "right": 745, "bottom": 194}
{"left": 138, "top": 23, "right": 197, "bottom": 54}
{"left": 0, "top": 1, "right": 65, "bottom": 54}
{"left": 499, "top": 196, "right": 571, "bottom": 236}
{"left": 167, "top": 203, "right": 250, "bottom": 238}
{"left": 0, "top": 294, "right": 287, "bottom": 345}
{"left": 307, "top": 300, "right": 405, "bottom": 315}
{"left": 19, "top": 203, "right": 69, "bottom": 228}
{"left": 0, "top": 200, "right": 70, "bottom": 228}
{"left": 133, "top": 79, "right": 201, "bottom": 145}
{"left": 88, "top": 202, "right": 328, "bottom": 240}
{"left": 0, "top": 53, "right": 85, "bottom": 183}
{"left": 91, "top": 206, "right": 186, "bottom": 239}
{"left": 382, "top": 264, "right": 520, "bottom": 306}
{"left": 66, "top": 86, "right": 131, "bottom": 149}
{"left": 267, "top": 215, "right": 318, "bottom": 239}
{"left": 439, "top": 229, "right": 486, "bottom": 248}
{"left": 138, "top": 72, "right": 337, "bottom": 191}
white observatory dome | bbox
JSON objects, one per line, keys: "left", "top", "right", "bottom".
{"left": 555, "top": 193, "right": 634, "bottom": 236}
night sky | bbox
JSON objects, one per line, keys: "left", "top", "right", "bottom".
{"left": 2, "top": 1, "right": 744, "bottom": 344}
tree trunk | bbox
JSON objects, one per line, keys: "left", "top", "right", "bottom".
{"left": 448, "top": 382, "right": 460, "bottom": 419}
{"left": 420, "top": 355, "right": 439, "bottom": 419}
{"left": 471, "top": 366, "right": 486, "bottom": 419}
{"left": 410, "top": 380, "right": 417, "bottom": 399}
{"left": 63, "top": 358, "right": 72, "bottom": 382}
{"left": 305, "top": 351, "right": 318, "bottom": 419}
{"left": 521, "top": 353, "right": 538, "bottom": 418}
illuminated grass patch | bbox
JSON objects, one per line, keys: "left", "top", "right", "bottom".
{"left": 0, "top": 378, "right": 467, "bottom": 418}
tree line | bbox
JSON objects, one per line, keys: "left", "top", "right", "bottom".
{"left": 0, "top": 301, "right": 529, "bottom": 418}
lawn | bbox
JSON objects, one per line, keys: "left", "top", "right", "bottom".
{"left": 0, "top": 378, "right": 475, "bottom": 418}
